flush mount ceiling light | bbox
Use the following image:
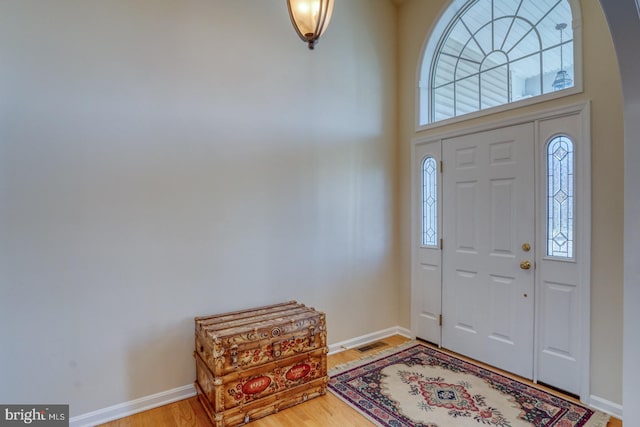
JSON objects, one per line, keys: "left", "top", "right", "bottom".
{"left": 287, "top": 0, "right": 334, "bottom": 50}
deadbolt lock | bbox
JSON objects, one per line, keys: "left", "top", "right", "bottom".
{"left": 522, "top": 243, "right": 531, "bottom": 252}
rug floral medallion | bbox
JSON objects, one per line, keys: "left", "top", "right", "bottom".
{"left": 328, "top": 342, "right": 610, "bottom": 427}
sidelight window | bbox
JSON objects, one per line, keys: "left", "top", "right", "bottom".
{"left": 422, "top": 156, "right": 438, "bottom": 247}
{"left": 546, "top": 135, "right": 574, "bottom": 259}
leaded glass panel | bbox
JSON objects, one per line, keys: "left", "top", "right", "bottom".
{"left": 547, "top": 135, "right": 574, "bottom": 258}
{"left": 422, "top": 157, "right": 438, "bottom": 247}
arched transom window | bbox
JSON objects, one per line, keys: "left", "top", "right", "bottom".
{"left": 420, "top": 0, "right": 577, "bottom": 125}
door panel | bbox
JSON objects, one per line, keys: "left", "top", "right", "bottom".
{"left": 536, "top": 113, "right": 584, "bottom": 395}
{"left": 412, "top": 141, "right": 442, "bottom": 345}
{"left": 455, "top": 182, "right": 478, "bottom": 251}
{"left": 442, "top": 123, "right": 535, "bottom": 379}
{"left": 490, "top": 179, "right": 515, "bottom": 254}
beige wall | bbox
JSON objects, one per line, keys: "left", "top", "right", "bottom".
{"left": 598, "top": 1, "right": 640, "bottom": 424}
{"left": 0, "top": 0, "right": 624, "bottom": 417}
{"left": 0, "top": 0, "right": 399, "bottom": 416}
{"left": 397, "top": 0, "right": 624, "bottom": 404}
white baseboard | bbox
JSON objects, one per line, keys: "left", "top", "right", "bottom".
{"left": 588, "top": 394, "right": 623, "bottom": 420}
{"left": 69, "top": 384, "right": 196, "bottom": 427}
{"left": 327, "top": 326, "right": 413, "bottom": 355}
{"left": 70, "top": 326, "right": 413, "bottom": 426}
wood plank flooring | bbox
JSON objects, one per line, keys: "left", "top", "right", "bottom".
{"left": 98, "top": 336, "right": 622, "bottom": 426}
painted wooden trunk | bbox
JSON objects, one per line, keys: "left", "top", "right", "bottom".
{"left": 194, "top": 301, "right": 328, "bottom": 427}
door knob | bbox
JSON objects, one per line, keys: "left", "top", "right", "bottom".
{"left": 520, "top": 260, "right": 532, "bottom": 270}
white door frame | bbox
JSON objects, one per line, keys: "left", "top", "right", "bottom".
{"left": 410, "top": 100, "right": 591, "bottom": 401}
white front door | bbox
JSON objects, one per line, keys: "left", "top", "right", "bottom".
{"left": 441, "top": 123, "right": 535, "bottom": 379}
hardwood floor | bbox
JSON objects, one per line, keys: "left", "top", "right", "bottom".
{"left": 98, "top": 336, "right": 622, "bottom": 426}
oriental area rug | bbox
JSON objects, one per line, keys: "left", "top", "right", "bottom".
{"left": 328, "top": 341, "right": 610, "bottom": 427}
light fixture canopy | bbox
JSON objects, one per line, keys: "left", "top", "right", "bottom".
{"left": 287, "top": 0, "right": 334, "bottom": 50}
